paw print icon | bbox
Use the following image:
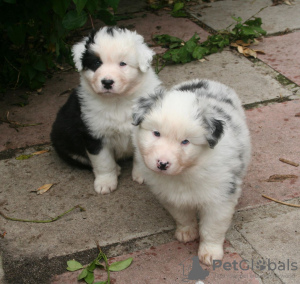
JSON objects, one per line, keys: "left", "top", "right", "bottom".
{"left": 256, "top": 259, "right": 267, "bottom": 271}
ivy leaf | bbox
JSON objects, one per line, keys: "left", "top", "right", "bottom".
{"left": 33, "top": 57, "right": 47, "bottom": 72}
{"left": 185, "top": 33, "right": 200, "bottom": 52}
{"left": 7, "top": 25, "right": 26, "bottom": 46}
{"left": 108, "top": 257, "right": 133, "bottom": 272}
{"left": 192, "top": 46, "right": 208, "bottom": 59}
{"left": 73, "top": 0, "right": 88, "bottom": 14}
{"left": 77, "top": 268, "right": 88, "bottom": 280}
{"left": 232, "top": 16, "right": 242, "bottom": 22}
{"left": 84, "top": 271, "right": 94, "bottom": 284}
{"left": 97, "top": 9, "right": 116, "bottom": 25}
{"left": 108, "top": 0, "right": 120, "bottom": 12}
{"left": 85, "top": 0, "right": 99, "bottom": 14}
{"left": 52, "top": 0, "right": 71, "bottom": 18}
{"left": 87, "top": 260, "right": 97, "bottom": 272}
{"left": 153, "top": 34, "right": 183, "bottom": 48}
{"left": 62, "top": 10, "right": 87, "bottom": 30}
{"left": 173, "top": 2, "right": 184, "bottom": 12}
{"left": 94, "top": 282, "right": 107, "bottom": 284}
{"left": 67, "top": 260, "right": 83, "bottom": 271}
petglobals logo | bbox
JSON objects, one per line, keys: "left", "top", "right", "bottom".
{"left": 212, "top": 258, "right": 298, "bottom": 272}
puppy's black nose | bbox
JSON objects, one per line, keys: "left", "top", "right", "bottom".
{"left": 101, "top": 79, "right": 114, "bottom": 89}
{"left": 157, "top": 160, "right": 169, "bottom": 171}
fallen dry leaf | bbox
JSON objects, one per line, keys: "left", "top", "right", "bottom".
{"left": 243, "top": 48, "right": 257, "bottom": 58}
{"left": 237, "top": 45, "right": 244, "bottom": 54}
{"left": 235, "top": 40, "right": 251, "bottom": 47}
{"left": 266, "top": 174, "right": 298, "bottom": 182}
{"left": 279, "top": 158, "right": 299, "bottom": 167}
{"left": 36, "top": 184, "right": 54, "bottom": 195}
{"left": 231, "top": 39, "right": 264, "bottom": 58}
{"left": 253, "top": 49, "right": 265, "bottom": 54}
{"left": 32, "top": 149, "right": 49, "bottom": 156}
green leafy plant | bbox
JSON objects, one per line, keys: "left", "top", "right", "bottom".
{"left": 0, "top": 0, "right": 120, "bottom": 91}
{"left": 153, "top": 15, "right": 267, "bottom": 71}
{"left": 171, "top": 2, "right": 187, "bottom": 18}
{"left": 67, "top": 246, "right": 133, "bottom": 284}
{"left": 148, "top": 0, "right": 188, "bottom": 17}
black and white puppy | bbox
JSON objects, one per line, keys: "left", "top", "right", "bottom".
{"left": 51, "top": 27, "right": 161, "bottom": 194}
{"left": 132, "top": 79, "right": 251, "bottom": 265}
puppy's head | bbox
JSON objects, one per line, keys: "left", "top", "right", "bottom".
{"left": 72, "top": 27, "right": 155, "bottom": 96}
{"left": 132, "top": 88, "right": 225, "bottom": 175}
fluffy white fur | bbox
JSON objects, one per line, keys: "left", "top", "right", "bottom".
{"left": 132, "top": 79, "right": 251, "bottom": 265}
{"left": 71, "top": 27, "right": 161, "bottom": 194}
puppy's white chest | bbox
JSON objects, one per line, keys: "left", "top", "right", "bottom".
{"left": 81, "top": 96, "right": 134, "bottom": 158}
{"left": 86, "top": 104, "right": 132, "bottom": 134}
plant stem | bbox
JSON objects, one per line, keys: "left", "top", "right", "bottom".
{"left": 262, "top": 195, "right": 300, "bottom": 208}
{"left": 0, "top": 205, "right": 85, "bottom": 223}
{"left": 96, "top": 242, "right": 110, "bottom": 284}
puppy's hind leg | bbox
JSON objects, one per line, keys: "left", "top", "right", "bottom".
{"left": 198, "top": 201, "right": 236, "bottom": 266}
{"left": 161, "top": 201, "right": 199, "bottom": 243}
{"left": 88, "top": 147, "right": 119, "bottom": 194}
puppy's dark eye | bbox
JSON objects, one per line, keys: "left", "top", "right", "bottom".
{"left": 181, "top": 139, "right": 189, "bottom": 145}
{"left": 153, "top": 131, "right": 160, "bottom": 137}
{"left": 120, "top": 62, "right": 127, "bottom": 66}
{"left": 93, "top": 60, "right": 102, "bottom": 70}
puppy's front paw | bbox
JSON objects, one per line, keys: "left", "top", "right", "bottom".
{"left": 175, "top": 225, "right": 199, "bottom": 243}
{"left": 94, "top": 173, "right": 118, "bottom": 194}
{"left": 132, "top": 168, "right": 144, "bottom": 184}
{"left": 198, "top": 242, "right": 224, "bottom": 266}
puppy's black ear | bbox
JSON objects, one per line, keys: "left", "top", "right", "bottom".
{"left": 72, "top": 30, "right": 96, "bottom": 71}
{"left": 203, "top": 117, "right": 225, "bottom": 149}
{"left": 132, "top": 89, "right": 164, "bottom": 126}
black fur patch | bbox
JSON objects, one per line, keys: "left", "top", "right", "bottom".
{"left": 197, "top": 91, "right": 234, "bottom": 107}
{"left": 106, "top": 27, "right": 115, "bottom": 36}
{"left": 82, "top": 50, "right": 102, "bottom": 71}
{"left": 204, "top": 118, "right": 225, "bottom": 149}
{"left": 212, "top": 106, "right": 232, "bottom": 121}
{"left": 85, "top": 29, "right": 96, "bottom": 49}
{"left": 51, "top": 89, "right": 102, "bottom": 169}
{"left": 176, "top": 80, "right": 209, "bottom": 92}
{"left": 132, "top": 89, "right": 165, "bottom": 126}
{"left": 228, "top": 181, "right": 236, "bottom": 194}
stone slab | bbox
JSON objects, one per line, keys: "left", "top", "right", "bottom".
{"left": 160, "top": 51, "right": 295, "bottom": 104}
{"left": 189, "top": 0, "right": 300, "bottom": 34}
{"left": 257, "top": 31, "right": 300, "bottom": 85}
{"left": 229, "top": 198, "right": 300, "bottom": 284}
{"left": 239, "top": 207, "right": 300, "bottom": 283}
{"left": 0, "top": 150, "right": 174, "bottom": 259}
{"left": 240, "top": 100, "right": 300, "bottom": 210}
